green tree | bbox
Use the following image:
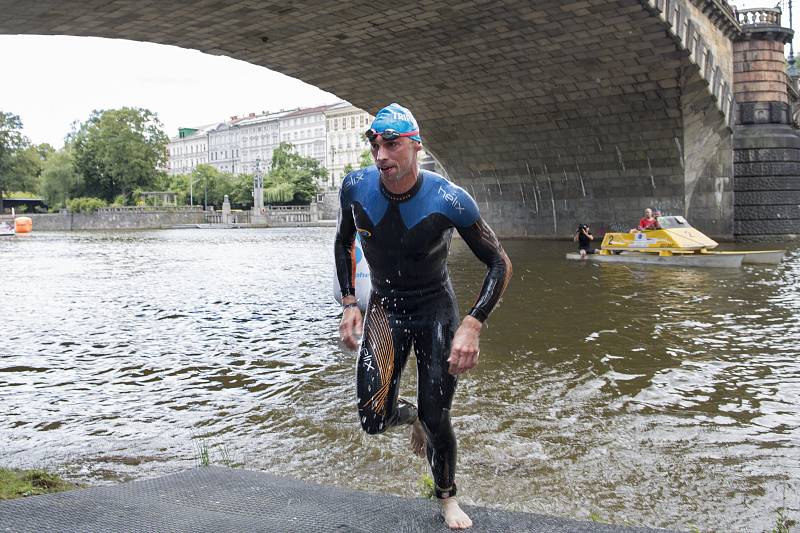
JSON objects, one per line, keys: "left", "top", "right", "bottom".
{"left": 228, "top": 173, "right": 255, "bottom": 209}
{"left": 8, "top": 143, "right": 54, "bottom": 195}
{"left": 188, "top": 164, "right": 236, "bottom": 209}
{"left": 359, "top": 148, "right": 373, "bottom": 168}
{"left": 265, "top": 142, "right": 324, "bottom": 204}
{"left": 0, "top": 111, "right": 29, "bottom": 210}
{"left": 152, "top": 172, "right": 190, "bottom": 206}
{"left": 39, "top": 149, "right": 81, "bottom": 209}
{"left": 69, "top": 107, "right": 169, "bottom": 203}
{"left": 342, "top": 149, "right": 374, "bottom": 176}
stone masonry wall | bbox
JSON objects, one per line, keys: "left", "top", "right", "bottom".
{"left": 733, "top": 20, "right": 800, "bottom": 238}
{"left": 682, "top": 68, "right": 734, "bottom": 233}
{"left": 2, "top": 210, "right": 206, "bottom": 231}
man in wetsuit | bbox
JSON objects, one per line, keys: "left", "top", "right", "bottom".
{"left": 334, "top": 103, "right": 512, "bottom": 529}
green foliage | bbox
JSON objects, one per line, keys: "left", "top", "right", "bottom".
{"left": 0, "top": 111, "right": 30, "bottom": 203}
{"left": 228, "top": 173, "right": 255, "bottom": 208}
{"left": 6, "top": 144, "right": 52, "bottom": 195}
{"left": 151, "top": 173, "right": 189, "bottom": 206}
{"left": 189, "top": 164, "right": 235, "bottom": 209}
{"left": 772, "top": 507, "right": 796, "bottom": 533}
{"left": 192, "top": 436, "right": 238, "bottom": 468}
{"left": 417, "top": 473, "right": 435, "bottom": 499}
{"left": 265, "top": 142, "right": 323, "bottom": 204}
{"left": 0, "top": 467, "right": 77, "bottom": 500}
{"left": 69, "top": 107, "right": 169, "bottom": 203}
{"left": 359, "top": 148, "right": 373, "bottom": 169}
{"left": 194, "top": 438, "right": 211, "bottom": 467}
{"left": 5, "top": 191, "right": 38, "bottom": 199}
{"left": 39, "top": 149, "right": 81, "bottom": 209}
{"left": 344, "top": 149, "right": 374, "bottom": 176}
{"left": 67, "top": 196, "right": 107, "bottom": 214}
{"left": 264, "top": 181, "right": 294, "bottom": 204}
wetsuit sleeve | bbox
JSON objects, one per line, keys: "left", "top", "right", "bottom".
{"left": 456, "top": 217, "right": 512, "bottom": 322}
{"left": 334, "top": 189, "right": 357, "bottom": 298}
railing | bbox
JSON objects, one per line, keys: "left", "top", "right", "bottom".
{"left": 97, "top": 205, "right": 204, "bottom": 213}
{"left": 736, "top": 7, "right": 781, "bottom": 27}
{"left": 265, "top": 205, "right": 313, "bottom": 223}
{"left": 201, "top": 205, "right": 315, "bottom": 224}
{"left": 265, "top": 205, "right": 309, "bottom": 212}
{"left": 643, "top": 0, "right": 737, "bottom": 125}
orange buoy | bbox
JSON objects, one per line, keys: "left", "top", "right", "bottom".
{"left": 14, "top": 216, "right": 32, "bottom": 234}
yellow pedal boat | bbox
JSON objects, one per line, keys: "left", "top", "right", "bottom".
{"left": 566, "top": 216, "right": 785, "bottom": 268}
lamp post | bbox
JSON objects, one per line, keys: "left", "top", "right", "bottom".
{"left": 190, "top": 177, "right": 201, "bottom": 207}
{"left": 789, "top": 0, "right": 797, "bottom": 77}
{"left": 329, "top": 146, "right": 336, "bottom": 188}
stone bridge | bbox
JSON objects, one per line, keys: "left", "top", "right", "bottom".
{"left": 0, "top": 0, "right": 787, "bottom": 237}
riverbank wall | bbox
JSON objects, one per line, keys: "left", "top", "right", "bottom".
{"left": 0, "top": 208, "right": 206, "bottom": 231}
{"left": 0, "top": 207, "right": 338, "bottom": 231}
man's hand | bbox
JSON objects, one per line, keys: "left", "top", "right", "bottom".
{"left": 447, "top": 315, "right": 483, "bottom": 375}
{"left": 338, "top": 297, "right": 363, "bottom": 351}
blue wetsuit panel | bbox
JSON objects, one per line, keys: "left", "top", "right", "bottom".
{"left": 334, "top": 167, "right": 511, "bottom": 320}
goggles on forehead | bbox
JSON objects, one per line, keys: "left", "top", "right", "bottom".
{"left": 364, "top": 128, "right": 419, "bottom": 142}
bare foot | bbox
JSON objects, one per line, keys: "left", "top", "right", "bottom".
{"left": 440, "top": 497, "right": 472, "bottom": 529}
{"left": 410, "top": 419, "right": 426, "bottom": 458}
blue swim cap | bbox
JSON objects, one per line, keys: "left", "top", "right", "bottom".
{"left": 370, "top": 103, "right": 421, "bottom": 142}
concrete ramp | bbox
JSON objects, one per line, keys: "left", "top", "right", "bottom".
{"left": 0, "top": 467, "right": 671, "bottom": 532}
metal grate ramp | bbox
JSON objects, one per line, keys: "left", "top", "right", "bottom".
{"left": 0, "top": 467, "right": 672, "bottom": 532}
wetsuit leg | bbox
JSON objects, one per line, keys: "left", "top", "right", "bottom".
{"left": 357, "top": 295, "right": 417, "bottom": 434}
{"left": 413, "top": 292, "right": 460, "bottom": 498}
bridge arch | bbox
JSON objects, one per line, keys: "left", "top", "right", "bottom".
{"left": 0, "top": 0, "right": 739, "bottom": 236}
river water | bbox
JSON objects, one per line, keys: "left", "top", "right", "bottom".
{"left": 1, "top": 227, "right": 798, "bottom": 531}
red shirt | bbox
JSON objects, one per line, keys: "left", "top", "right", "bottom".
{"left": 639, "top": 217, "right": 658, "bottom": 230}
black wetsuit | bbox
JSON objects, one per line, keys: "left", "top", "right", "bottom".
{"left": 334, "top": 166, "right": 511, "bottom": 499}
{"left": 577, "top": 230, "right": 595, "bottom": 254}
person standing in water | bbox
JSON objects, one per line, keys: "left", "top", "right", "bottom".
{"left": 574, "top": 223, "right": 595, "bottom": 258}
{"left": 334, "top": 103, "right": 512, "bottom": 529}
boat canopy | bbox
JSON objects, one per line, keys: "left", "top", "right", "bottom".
{"left": 657, "top": 216, "right": 690, "bottom": 230}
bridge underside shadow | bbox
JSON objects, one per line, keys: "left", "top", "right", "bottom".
{"left": 0, "top": 0, "right": 735, "bottom": 237}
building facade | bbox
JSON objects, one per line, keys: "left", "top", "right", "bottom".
{"left": 237, "top": 110, "right": 288, "bottom": 176}
{"left": 324, "top": 102, "right": 373, "bottom": 187}
{"left": 166, "top": 125, "right": 213, "bottom": 176}
{"left": 207, "top": 119, "right": 242, "bottom": 175}
{"left": 279, "top": 105, "right": 331, "bottom": 187}
{"left": 167, "top": 102, "right": 383, "bottom": 189}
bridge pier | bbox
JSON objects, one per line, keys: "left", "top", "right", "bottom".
{"left": 733, "top": 8, "right": 800, "bottom": 239}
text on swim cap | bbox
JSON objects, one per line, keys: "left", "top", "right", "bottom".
{"left": 386, "top": 111, "right": 417, "bottom": 125}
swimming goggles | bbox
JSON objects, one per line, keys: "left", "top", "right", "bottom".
{"left": 364, "top": 128, "right": 419, "bottom": 142}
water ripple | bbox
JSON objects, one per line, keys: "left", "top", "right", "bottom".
{"left": 1, "top": 230, "right": 799, "bottom": 531}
